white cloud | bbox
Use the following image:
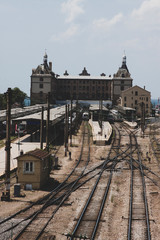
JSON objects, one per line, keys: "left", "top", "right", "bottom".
{"left": 0, "top": 3, "right": 17, "bottom": 14}
{"left": 50, "top": 24, "right": 79, "bottom": 42}
{"left": 131, "top": 0, "right": 160, "bottom": 29}
{"left": 132, "top": 0, "right": 160, "bottom": 18}
{"left": 61, "top": 0, "right": 85, "bottom": 23}
{"left": 93, "top": 13, "right": 123, "bottom": 31}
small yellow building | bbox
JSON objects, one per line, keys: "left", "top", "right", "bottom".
{"left": 16, "top": 149, "right": 51, "bottom": 190}
{"left": 121, "top": 85, "right": 151, "bottom": 117}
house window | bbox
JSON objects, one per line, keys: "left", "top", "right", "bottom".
{"left": 135, "top": 100, "right": 137, "bottom": 105}
{"left": 24, "top": 161, "right": 34, "bottom": 173}
{"left": 121, "top": 86, "right": 124, "bottom": 91}
{"left": 124, "top": 97, "right": 127, "bottom": 101}
{"left": 135, "top": 91, "right": 138, "bottom": 96}
{"left": 40, "top": 83, "right": 43, "bottom": 88}
{"left": 39, "top": 91, "right": 43, "bottom": 97}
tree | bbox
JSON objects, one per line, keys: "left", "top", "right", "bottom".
{"left": 11, "top": 87, "right": 27, "bottom": 107}
{"left": 0, "top": 88, "right": 27, "bottom": 109}
{"left": 0, "top": 94, "right": 6, "bottom": 109}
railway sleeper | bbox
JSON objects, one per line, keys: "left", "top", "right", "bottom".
{"left": 73, "top": 218, "right": 105, "bottom": 222}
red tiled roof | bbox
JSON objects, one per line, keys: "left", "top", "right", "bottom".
{"left": 17, "top": 149, "right": 50, "bottom": 160}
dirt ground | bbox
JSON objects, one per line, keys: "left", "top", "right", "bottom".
{"left": 0, "top": 122, "right": 159, "bottom": 240}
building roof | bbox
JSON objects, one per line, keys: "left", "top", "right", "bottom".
{"left": 57, "top": 75, "right": 112, "bottom": 80}
{"left": 121, "top": 85, "right": 151, "bottom": 94}
{"left": 17, "top": 149, "right": 50, "bottom": 160}
{"left": 90, "top": 104, "right": 108, "bottom": 111}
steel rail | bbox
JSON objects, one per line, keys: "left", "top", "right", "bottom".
{"left": 12, "top": 121, "right": 91, "bottom": 240}
{"left": 69, "top": 124, "right": 121, "bottom": 239}
{"left": 136, "top": 134, "right": 151, "bottom": 240}
{"left": 127, "top": 131, "right": 151, "bottom": 240}
{"left": 0, "top": 121, "right": 89, "bottom": 228}
{"left": 127, "top": 133, "right": 134, "bottom": 240}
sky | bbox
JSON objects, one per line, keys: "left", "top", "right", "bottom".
{"left": 0, "top": 0, "right": 160, "bottom": 99}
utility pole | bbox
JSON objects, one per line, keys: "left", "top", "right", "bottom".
{"left": 46, "top": 92, "right": 50, "bottom": 152}
{"left": 64, "top": 104, "right": 67, "bottom": 156}
{"left": 66, "top": 104, "right": 69, "bottom": 151}
{"left": 141, "top": 102, "right": 145, "bottom": 137}
{"left": 40, "top": 106, "right": 44, "bottom": 149}
{"left": 99, "top": 99, "right": 103, "bottom": 134}
{"left": 76, "top": 99, "right": 78, "bottom": 131}
{"left": 101, "top": 99, "right": 103, "bottom": 135}
{"left": 70, "top": 99, "right": 73, "bottom": 146}
{"left": 4, "top": 88, "right": 11, "bottom": 201}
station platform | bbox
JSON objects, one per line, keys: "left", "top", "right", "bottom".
{"left": 89, "top": 120, "right": 112, "bottom": 145}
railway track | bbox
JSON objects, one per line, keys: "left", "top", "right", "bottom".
{"left": 125, "top": 127, "right": 151, "bottom": 240}
{"left": 68, "top": 124, "right": 125, "bottom": 239}
{"left": 1, "top": 121, "right": 160, "bottom": 239}
{"left": 0, "top": 121, "right": 94, "bottom": 240}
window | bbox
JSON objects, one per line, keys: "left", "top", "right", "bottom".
{"left": 121, "top": 86, "right": 124, "bottom": 91}
{"left": 39, "top": 91, "right": 43, "bottom": 97}
{"left": 135, "top": 100, "right": 137, "bottom": 105}
{"left": 40, "top": 83, "right": 43, "bottom": 88}
{"left": 124, "top": 97, "right": 127, "bottom": 101}
{"left": 24, "top": 161, "right": 34, "bottom": 173}
{"left": 146, "top": 97, "right": 148, "bottom": 102}
{"left": 40, "top": 77, "right": 43, "bottom": 82}
{"left": 135, "top": 91, "right": 138, "bottom": 96}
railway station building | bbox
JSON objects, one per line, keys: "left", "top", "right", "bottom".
{"left": 112, "top": 54, "right": 133, "bottom": 105}
{"left": 30, "top": 53, "right": 57, "bottom": 105}
{"left": 30, "top": 53, "right": 133, "bottom": 105}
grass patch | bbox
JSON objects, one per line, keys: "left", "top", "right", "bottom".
{"left": 0, "top": 140, "right": 5, "bottom": 148}
{"left": 111, "top": 195, "right": 114, "bottom": 203}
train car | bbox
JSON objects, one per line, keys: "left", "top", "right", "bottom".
{"left": 15, "top": 121, "right": 27, "bottom": 136}
{"left": 115, "top": 106, "right": 136, "bottom": 121}
{"left": 82, "top": 112, "right": 89, "bottom": 121}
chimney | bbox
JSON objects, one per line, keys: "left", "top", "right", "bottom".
{"left": 20, "top": 150, "right": 23, "bottom": 156}
{"left": 49, "top": 62, "right": 52, "bottom": 71}
{"left": 144, "top": 86, "right": 145, "bottom": 90}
